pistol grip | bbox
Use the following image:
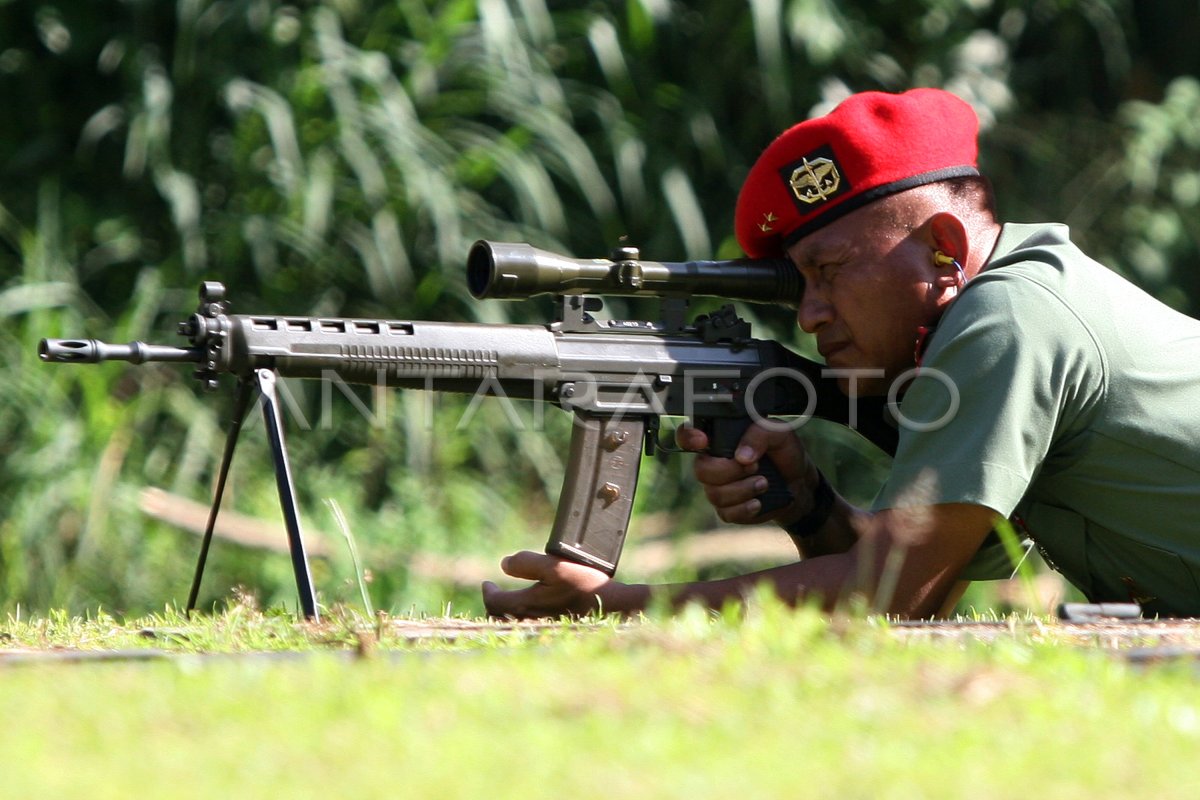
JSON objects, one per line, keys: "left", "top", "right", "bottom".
{"left": 752, "top": 453, "right": 794, "bottom": 516}
{"left": 544, "top": 413, "right": 645, "bottom": 576}
{"left": 697, "top": 416, "right": 794, "bottom": 518}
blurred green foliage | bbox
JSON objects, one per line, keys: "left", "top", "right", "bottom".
{"left": 1, "top": 0, "right": 1197, "bottom": 616}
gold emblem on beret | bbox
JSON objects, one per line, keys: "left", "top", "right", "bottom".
{"left": 758, "top": 212, "right": 778, "bottom": 232}
{"left": 789, "top": 156, "right": 842, "bottom": 205}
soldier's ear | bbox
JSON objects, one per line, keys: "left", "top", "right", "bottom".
{"left": 926, "top": 212, "right": 969, "bottom": 266}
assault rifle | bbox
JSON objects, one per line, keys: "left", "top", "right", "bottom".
{"left": 40, "top": 242, "right": 898, "bottom": 620}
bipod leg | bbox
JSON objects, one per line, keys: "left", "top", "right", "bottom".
{"left": 187, "top": 377, "right": 256, "bottom": 616}
{"left": 256, "top": 368, "right": 319, "bottom": 621}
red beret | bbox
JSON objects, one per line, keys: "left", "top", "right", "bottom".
{"left": 735, "top": 89, "right": 980, "bottom": 258}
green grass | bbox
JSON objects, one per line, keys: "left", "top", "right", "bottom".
{"left": 3, "top": 601, "right": 1200, "bottom": 799}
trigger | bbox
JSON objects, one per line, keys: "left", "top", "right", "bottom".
{"left": 648, "top": 418, "right": 685, "bottom": 455}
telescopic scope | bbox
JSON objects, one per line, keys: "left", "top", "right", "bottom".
{"left": 467, "top": 241, "right": 802, "bottom": 306}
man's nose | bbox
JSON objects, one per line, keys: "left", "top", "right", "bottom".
{"left": 796, "top": 290, "right": 834, "bottom": 333}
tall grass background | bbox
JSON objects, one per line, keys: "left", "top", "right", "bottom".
{"left": 1, "top": 0, "right": 1197, "bottom": 617}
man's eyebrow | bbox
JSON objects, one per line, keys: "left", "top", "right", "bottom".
{"left": 791, "top": 241, "right": 854, "bottom": 268}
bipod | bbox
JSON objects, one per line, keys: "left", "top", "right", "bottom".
{"left": 186, "top": 368, "right": 320, "bottom": 621}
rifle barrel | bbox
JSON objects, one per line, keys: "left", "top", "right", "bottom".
{"left": 39, "top": 338, "right": 203, "bottom": 365}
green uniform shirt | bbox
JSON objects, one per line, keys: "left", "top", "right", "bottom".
{"left": 873, "top": 223, "right": 1200, "bottom": 616}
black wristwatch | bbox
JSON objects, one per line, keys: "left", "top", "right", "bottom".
{"left": 783, "top": 471, "right": 835, "bottom": 540}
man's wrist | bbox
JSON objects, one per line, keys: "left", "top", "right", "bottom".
{"left": 597, "top": 581, "right": 651, "bottom": 616}
{"left": 782, "top": 471, "right": 835, "bottom": 540}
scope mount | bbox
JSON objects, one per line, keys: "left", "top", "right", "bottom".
{"left": 551, "top": 291, "right": 751, "bottom": 346}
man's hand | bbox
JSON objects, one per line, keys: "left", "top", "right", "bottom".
{"left": 676, "top": 422, "right": 817, "bottom": 526}
{"left": 482, "top": 551, "right": 646, "bottom": 619}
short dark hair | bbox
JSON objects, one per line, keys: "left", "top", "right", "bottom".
{"left": 855, "top": 175, "right": 997, "bottom": 238}
{"left": 943, "top": 175, "right": 997, "bottom": 218}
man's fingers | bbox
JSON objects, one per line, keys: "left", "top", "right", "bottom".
{"left": 482, "top": 581, "right": 537, "bottom": 619}
{"left": 499, "top": 550, "right": 558, "bottom": 582}
{"left": 693, "top": 452, "right": 759, "bottom": 484}
{"left": 703, "top": 474, "right": 767, "bottom": 510}
{"left": 679, "top": 424, "right": 775, "bottom": 465}
{"left": 717, "top": 499, "right": 767, "bottom": 524}
{"left": 734, "top": 423, "right": 793, "bottom": 464}
{"left": 674, "top": 424, "right": 709, "bottom": 452}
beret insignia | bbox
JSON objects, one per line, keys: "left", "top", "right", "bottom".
{"left": 780, "top": 146, "right": 849, "bottom": 208}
